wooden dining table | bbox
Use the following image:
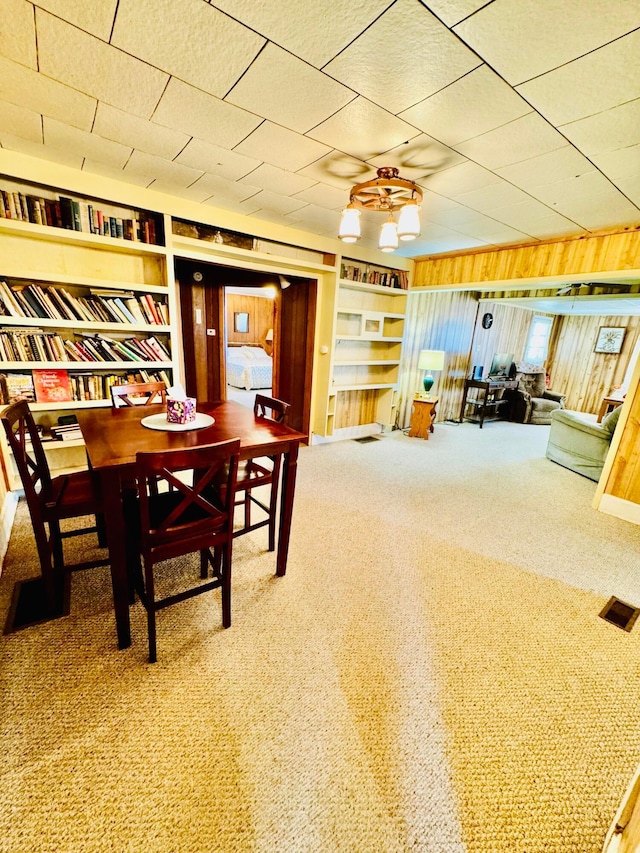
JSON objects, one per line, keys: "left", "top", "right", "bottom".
{"left": 76, "top": 399, "right": 307, "bottom": 650}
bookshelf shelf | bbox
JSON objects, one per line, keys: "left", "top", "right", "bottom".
{"left": 0, "top": 182, "right": 178, "bottom": 486}
{"left": 328, "top": 257, "right": 409, "bottom": 436}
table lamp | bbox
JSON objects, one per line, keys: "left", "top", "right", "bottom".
{"left": 418, "top": 349, "right": 445, "bottom": 397}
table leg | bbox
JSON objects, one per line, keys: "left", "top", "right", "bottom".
{"left": 100, "top": 467, "right": 131, "bottom": 649}
{"left": 275, "top": 442, "right": 299, "bottom": 577}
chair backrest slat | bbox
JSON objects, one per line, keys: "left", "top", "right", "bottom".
{"left": 110, "top": 381, "right": 166, "bottom": 408}
{"left": 253, "top": 394, "right": 290, "bottom": 424}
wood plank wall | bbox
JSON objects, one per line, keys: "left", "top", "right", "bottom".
{"left": 398, "top": 290, "right": 639, "bottom": 429}
{"left": 226, "top": 293, "right": 275, "bottom": 346}
{"left": 413, "top": 228, "right": 640, "bottom": 287}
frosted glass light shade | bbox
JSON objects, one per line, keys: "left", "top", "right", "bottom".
{"left": 397, "top": 202, "right": 421, "bottom": 241}
{"left": 338, "top": 205, "right": 361, "bottom": 242}
{"left": 379, "top": 216, "right": 399, "bottom": 252}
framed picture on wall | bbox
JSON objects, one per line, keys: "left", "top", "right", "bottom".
{"left": 594, "top": 326, "right": 626, "bottom": 354}
{"left": 234, "top": 312, "right": 249, "bottom": 333}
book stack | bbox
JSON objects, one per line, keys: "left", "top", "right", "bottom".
{"left": 50, "top": 422, "right": 83, "bottom": 441}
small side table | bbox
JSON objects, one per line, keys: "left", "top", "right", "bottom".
{"left": 408, "top": 396, "right": 438, "bottom": 440}
{"left": 597, "top": 395, "right": 624, "bottom": 423}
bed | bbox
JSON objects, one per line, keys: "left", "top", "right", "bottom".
{"left": 226, "top": 345, "right": 272, "bottom": 390}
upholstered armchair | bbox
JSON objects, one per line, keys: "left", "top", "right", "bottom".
{"left": 545, "top": 404, "right": 622, "bottom": 481}
{"left": 507, "top": 365, "right": 566, "bottom": 424}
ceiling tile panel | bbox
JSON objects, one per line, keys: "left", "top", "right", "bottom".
{"left": 202, "top": 194, "right": 263, "bottom": 216}
{"left": 560, "top": 99, "right": 640, "bottom": 158}
{"left": 93, "top": 103, "right": 190, "bottom": 161}
{"left": 153, "top": 79, "right": 262, "bottom": 149}
{"left": 111, "top": 0, "right": 265, "bottom": 99}
{"left": 81, "top": 159, "right": 151, "bottom": 186}
{"left": 324, "top": 0, "right": 481, "bottom": 114}
{"left": 175, "top": 139, "right": 261, "bottom": 181}
{"left": 453, "top": 0, "right": 640, "bottom": 85}
{"left": 125, "top": 149, "right": 204, "bottom": 188}
{"left": 33, "top": 0, "right": 117, "bottom": 40}
{"left": 517, "top": 30, "right": 640, "bottom": 126}
{"left": 237, "top": 163, "right": 315, "bottom": 196}
{"left": 425, "top": 0, "right": 497, "bottom": 28}
{"left": 527, "top": 171, "right": 640, "bottom": 229}
{"left": 455, "top": 113, "right": 566, "bottom": 169}
{"left": 368, "top": 134, "right": 466, "bottom": 180}
{"left": 43, "top": 117, "right": 131, "bottom": 168}
{"left": 400, "top": 65, "right": 531, "bottom": 146}
{"left": 36, "top": 10, "right": 168, "bottom": 117}
{"left": 404, "top": 225, "right": 486, "bottom": 256}
{"left": 592, "top": 144, "right": 640, "bottom": 206}
{"left": 285, "top": 203, "right": 341, "bottom": 230}
{"left": 208, "top": 0, "right": 393, "bottom": 68}
{"left": 496, "top": 146, "right": 596, "bottom": 191}
{"left": 189, "top": 173, "right": 261, "bottom": 204}
{"left": 0, "top": 133, "right": 83, "bottom": 169}
{"left": 455, "top": 181, "right": 537, "bottom": 214}
{"left": 447, "top": 218, "right": 531, "bottom": 244}
{"left": 307, "top": 98, "right": 420, "bottom": 161}
{"left": 234, "top": 123, "right": 332, "bottom": 172}
{"left": 0, "top": 56, "right": 95, "bottom": 131}
{"left": 2, "top": 0, "right": 37, "bottom": 67}
{"left": 225, "top": 43, "right": 355, "bottom": 134}
{"left": 144, "top": 180, "right": 214, "bottom": 204}
{"left": 0, "top": 101, "right": 43, "bottom": 143}
{"left": 297, "top": 152, "right": 378, "bottom": 190}
{"left": 419, "top": 161, "right": 502, "bottom": 197}
{"left": 290, "top": 183, "right": 346, "bottom": 210}
{"left": 244, "top": 190, "right": 308, "bottom": 215}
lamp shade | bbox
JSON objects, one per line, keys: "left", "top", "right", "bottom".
{"left": 338, "top": 205, "right": 361, "bottom": 242}
{"left": 265, "top": 328, "right": 273, "bottom": 342}
{"left": 379, "top": 216, "right": 399, "bottom": 252}
{"left": 418, "top": 349, "right": 445, "bottom": 371}
{"left": 397, "top": 201, "right": 421, "bottom": 241}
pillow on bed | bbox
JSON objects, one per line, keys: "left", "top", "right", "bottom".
{"left": 239, "top": 346, "right": 271, "bottom": 362}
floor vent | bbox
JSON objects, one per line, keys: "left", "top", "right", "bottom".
{"left": 354, "top": 436, "right": 380, "bottom": 444}
{"left": 599, "top": 597, "right": 640, "bottom": 632}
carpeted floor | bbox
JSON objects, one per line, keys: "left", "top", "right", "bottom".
{"left": 2, "top": 421, "right": 640, "bottom": 852}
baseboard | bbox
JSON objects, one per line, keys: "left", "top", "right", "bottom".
{"left": 598, "top": 494, "right": 640, "bottom": 526}
{"left": 311, "top": 423, "right": 384, "bottom": 445}
{"left": 0, "top": 490, "right": 19, "bottom": 570}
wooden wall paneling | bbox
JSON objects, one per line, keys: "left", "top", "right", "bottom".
{"left": 335, "top": 389, "right": 378, "bottom": 429}
{"left": 226, "top": 292, "right": 275, "bottom": 346}
{"left": 605, "top": 371, "right": 640, "bottom": 504}
{"left": 398, "top": 290, "right": 479, "bottom": 427}
{"left": 471, "top": 301, "right": 535, "bottom": 373}
{"left": 413, "top": 229, "right": 640, "bottom": 288}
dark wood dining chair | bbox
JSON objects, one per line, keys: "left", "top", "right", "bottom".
{"left": 1, "top": 400, "right": 108, "bottom": 615}
{"left": 127, "top": 438, "right": 240, "bottom": 663}
{"left": 233, "top": 394, "right": 290, "bottom": 550}
{"left": 110, "top": 380, "right": 167, "bottom": 408}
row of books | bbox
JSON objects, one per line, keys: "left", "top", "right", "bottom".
{"left": 0, "top": 279, "right": 169, "bottom": 326}
{"left": 340, "top": 264, "right": 408, "bottom": 289}
{"left": 0, "top": 187, "right": 162, "bottom": 245}
{"left": 0, "top": 368, "right": 170, "bottom": 405}
{"left": 0, "top": 328, "right": 171, "bottom": 364}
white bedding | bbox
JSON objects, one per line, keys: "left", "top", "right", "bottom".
{"left": 226, "top": 346, "right": 272, "bottom": 390}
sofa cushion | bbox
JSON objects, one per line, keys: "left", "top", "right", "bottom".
{"left": 601, "top": 404, "right": 622, "bottom": 435}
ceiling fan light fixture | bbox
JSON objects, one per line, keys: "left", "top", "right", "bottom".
{"left": 338, "top": 204, "right": 361, "bottom": 243}
{"left": 397, "top": 200, "right": 421, "bottom": 241}
{"left": 338, "top": 167, "right": 423, "bottom": 252}
{"left": 378, "top": 215, "right": 399, "bottom": 252}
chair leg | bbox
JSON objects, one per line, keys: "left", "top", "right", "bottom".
{"left": 220, "top": 545, "right": 231, "bottom": 629}
{"left": 96, "top": 512, "right": 108, "bottom": 548}
{"left": 144, "top": 559, "right": 157, "bottom": 664}
{"left": 244, "top": 489, "right": 251, "bottom": 529}
{"left": 268, "top": 457, "right": 282, "bottom": 552}
{"left": 200, "top": 550, "right": 208, "bottom": 578}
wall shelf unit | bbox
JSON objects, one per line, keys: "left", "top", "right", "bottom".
{"left": 0, "top": 178, "right": 176, "bottom": 487}
{"left": 326, "top": 259, "right": 408, "bottom": 438}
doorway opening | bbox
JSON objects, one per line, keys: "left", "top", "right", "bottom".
{"left": 225, "top": 284, "right": 276, "bottom": 411}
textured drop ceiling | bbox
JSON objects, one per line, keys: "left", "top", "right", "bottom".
{"left": 1, "top": 0, "right": 639, "bottom": 258}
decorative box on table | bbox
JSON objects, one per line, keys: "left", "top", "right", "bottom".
{"left": 166, "top": 397, "right": 196, "bottom": 424}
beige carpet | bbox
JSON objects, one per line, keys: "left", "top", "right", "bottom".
{"left": 2, "top": 421, "right": 640, "bottom": 852}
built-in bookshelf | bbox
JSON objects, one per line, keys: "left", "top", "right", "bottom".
{"left": 326, "top": 258, "right": 408, "bottom": 438}
{"left": 0, "top": 176, "right": 164, "bottom": 245}
{"left": 0, "top": 181, "right": 176, "bottom": 484}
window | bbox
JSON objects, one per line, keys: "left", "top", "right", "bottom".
{"left": 524, "top": 315, "right": 553, "bottom": 365}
